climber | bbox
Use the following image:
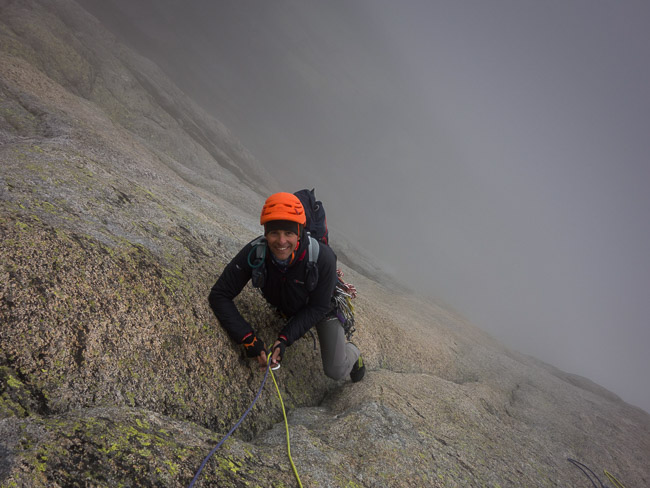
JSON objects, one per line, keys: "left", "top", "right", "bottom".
{"left": 208, "top": 192, "right": 365, "bottom": 382}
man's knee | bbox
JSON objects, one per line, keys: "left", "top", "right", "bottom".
{"left": 323, "top": 362, "right": 348, "bottom": 381}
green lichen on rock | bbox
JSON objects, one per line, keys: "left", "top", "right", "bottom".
{"left": 0, "top": 407, "right": 296, "bottom": 487}
{"left": 0, "top": 367, "right": 38, "bottom": 419}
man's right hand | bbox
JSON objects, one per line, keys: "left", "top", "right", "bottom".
{"left": 241, "top": 333, "right": 265, "bottom": 357}
{"left": 241, "top": 333, "right": 270, "bottom": 371}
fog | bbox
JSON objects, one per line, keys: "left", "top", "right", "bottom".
{"left": 78, "top": 0, "right": 650, "bottom": 413}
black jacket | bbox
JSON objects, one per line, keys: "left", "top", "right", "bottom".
{"left": 208, "top": 233, "right": 338, "bottom": 346}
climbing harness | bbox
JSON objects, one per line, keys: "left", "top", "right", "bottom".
{"left": 567, "top": 458, "right": 626, "bottom": 488}
{"left": 332, "top": 269, "right": 356, "bottom": 339}
{"left": 333, "top": 288, "right": 356, "bottom": 340}
{"left": 189, "top": 357, "right": 302, "bottom": 487}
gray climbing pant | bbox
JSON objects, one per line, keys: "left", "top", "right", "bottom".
{"left": 315, "top": 316, "right": 360, "bottom": 381}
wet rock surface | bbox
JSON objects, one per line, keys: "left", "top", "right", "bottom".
{"left": 1, "top": 1, "right": 649, "bottom": 487}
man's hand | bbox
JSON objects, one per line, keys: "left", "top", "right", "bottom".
{"left": 241, "top": 333, "right": 265, "bottom": 357}
{"left": 242, "top": 333, "right": 270, "bottom": 371}
{"left": 269, "top": 337, "right": 287, "bottom": 369}
{"left": 257, "top": 350, "right": 268, "bottom": 371}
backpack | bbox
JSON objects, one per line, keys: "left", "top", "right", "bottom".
{"left": 294, "top": 188, "right": 329, "bottom": 245}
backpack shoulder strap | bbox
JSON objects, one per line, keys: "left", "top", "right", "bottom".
{"left": 304, "top": 234, "right": 320, "bottom": 292}
{"left": 247, "top": 236, "right": 267, "bottom": 288}
{"left": 307, "top": 234, "right": 320, "bottom": 264}
{"left": 247, "top": 236, "right": 267, "bottom": 268}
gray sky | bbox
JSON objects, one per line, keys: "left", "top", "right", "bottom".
{"left": 79, "top": 0, "right": 650, "bottom": 413}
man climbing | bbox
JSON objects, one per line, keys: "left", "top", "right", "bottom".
{"left": 209, "top": 192, "right": 365, "bottom": 382}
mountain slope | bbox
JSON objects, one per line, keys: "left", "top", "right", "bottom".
{"left": 1, "top": 1, "right": 648, "bottom": 487}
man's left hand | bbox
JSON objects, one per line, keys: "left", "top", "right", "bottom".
{"left": 270, "top": 337, "right": 287, "bottom": 368}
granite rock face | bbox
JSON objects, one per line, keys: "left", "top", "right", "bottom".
{"left": 1, "top": 1, "right": 649, "bottom": 487}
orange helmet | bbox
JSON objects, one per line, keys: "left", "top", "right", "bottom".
{"left": 260, "top": 192, "right": 306, "bottom": 225}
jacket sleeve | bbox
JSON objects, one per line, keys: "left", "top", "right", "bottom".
{"left": 279, "top": 244, "right": 338, "bottom": 345}
{"left": 208, "top": 243, "right": 255, "bottom": 343}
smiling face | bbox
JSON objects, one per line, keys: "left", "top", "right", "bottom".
{"left": 266, "top": 229, "right": 299, "bottom": 261}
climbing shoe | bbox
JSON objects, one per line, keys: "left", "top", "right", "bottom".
{"left": 350, "top": 355, "right": 365, "bottom": 383}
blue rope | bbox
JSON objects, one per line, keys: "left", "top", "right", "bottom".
{"left": 188, "top": 362, "right": 271, "bottom": 487}
{"left": 567, "top": 458, "right": 606, "bottom": 488}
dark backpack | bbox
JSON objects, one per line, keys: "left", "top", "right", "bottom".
{"left": 294, "top": 188, "right": 329, "bottom": 245}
